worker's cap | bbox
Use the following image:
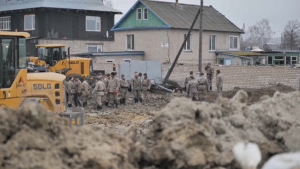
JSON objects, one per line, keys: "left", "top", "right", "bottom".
{"left": 138, "top": 72, "right": 142, "bottom": 76}
{"left": 121, "top": 74, "right": 125, "bottom": 77}
{"left": 200, "top": 72, "right": 204, "bottom": 75}
{"left": 190, "top": 71, "right": 193, "bottom": 74}
{"left": 143, "top": 73, "right": 147, "bottom": 76}
{"left": 106, "top": 73, "right": 111, "bottom": 76}
{"left": 96, "top": 77, "right": 101, "bottom": 80}
{"left": 207, "top": 62, "right": 211, "bottom": 65}
{"left": 217, "top": 70, "right": 220, "bottom": 73}
{"left": 111, "top": 72, "right": 116, "bottom": 76}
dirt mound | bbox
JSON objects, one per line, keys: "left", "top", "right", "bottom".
{"left": 0, "top": 103, "right": 141, "bottom": 169}
{"left": 137, "top": 90, "right": 300, "bottom": 169}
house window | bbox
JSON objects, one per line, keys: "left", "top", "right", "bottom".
{"left": 126, "top": 35, "right": 134, "bottom": 50}
{"left": 267, "top": 56, "right": 273, "bottom": 65}
{"left": 87, "top": 45, "right": 102, "bottom": 52}
{"left": 291, "top": 56, "right": 297, "bottom": 64}
{"left": 184, "top": 34, "right": 191, "bottom": 51}
{"left": 105, "top": 59, "right": 115, "bottom": 63}
{"left": 24, "top": 14, "right": 35, "bottom": 30}
{"left": 137, "top": 8, "right": 142, "bottom": 20}
{"left": 229, "top": 36, "right": 238, "bottom": 50}
{"left": 218, "top": 58, "right": 224, "bottom": 65}
{"left": 209, "top": 35, "right": 216, "bottom": 51}
{"left": 0, "top": 16, "right": 11, "bottom": 30}
{"left": 143, "top": 8, "right": 148, "bottom": 20}
{"left": 86, "top": 16, "right": 101, "bottom": 32}
{"left": 242, "top": 58, "right": 249, "bottom": 66}
{"left": 274, "top": 56, "right": 284, "bottom": 65}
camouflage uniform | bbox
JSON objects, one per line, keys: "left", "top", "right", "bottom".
{"left": 81, "top": 79, "right": 89, "bottom": 107}
{"left": 142, "top": 77, "right": 151, "bottom": 101}
{"left": 67, "top": 80, "right": 74, "bottom": 107}
{"left": 73, "top": 80, "right": 82, "bottom": 107}
{"left": 103, "top": 76, "right": 110, "bottom": 106}
{"left": 131, "top": 76, "right": 142, "bottom": 103}
{"left": 108, "top": 75, "right": 120, "bottom": 107}
{"left": 197, "top": 75, "right": 209, "bottom": 101}
{"left": 92, "top": 78, "right": 106, "bottom": 110}
{"left": 119, "top": 78, "right": 128, "bottom": 105}
{"left": 186, "top": 79, "right": 198, "bottom": 101}
{"left": 216, "top": 73, "right": 224, "bottom": 97}
{"left": 205, "top": 66, "right": 214, "bottom": 91}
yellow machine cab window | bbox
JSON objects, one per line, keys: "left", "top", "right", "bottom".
{"left": 37, "top": 46, "right": 65, "bottom": 66}
{"left": 0, "top": 33, "right": 27, "bottom": 88}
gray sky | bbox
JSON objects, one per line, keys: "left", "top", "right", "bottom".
{"left": 111, "top": 0, "right": 300, "bottom": 37}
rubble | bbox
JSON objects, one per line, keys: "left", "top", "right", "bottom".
{"left": 0, "top": 85, "right": 299, "bottom": 169}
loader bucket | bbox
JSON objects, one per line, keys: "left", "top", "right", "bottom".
{"left": 59, "top": 107, "right": 85, "bottom": 126}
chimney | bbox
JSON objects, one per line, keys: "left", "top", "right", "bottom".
{"left": 242, "top": 23, "right": 245, "bottom": 32}
{"left": 175, "top": 0, "right": 178, "bottom": 6}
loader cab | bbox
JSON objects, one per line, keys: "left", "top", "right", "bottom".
{"left": 35, "top": 44, "right": 66, "bottom": 66}
{"left": 0, "top": 32, "right": 28, "bottom": 89}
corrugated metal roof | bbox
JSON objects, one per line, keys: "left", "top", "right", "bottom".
{"left": 216, "top": 51, "right": 266, "bottom": 57}
{"left": 140, "top": 0, "right": 243, "bottom": 33}
{"left": 72, "top": 51, "right": 145, "bottom": 57}
{"left": 0, "top": 0, "right": 122, "bottom": 13}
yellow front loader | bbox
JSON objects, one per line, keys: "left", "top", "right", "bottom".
{"left": 0, "top": 31, "right": 84, "bottom": 126}
{"left": 27, "top": 44, "right": 96, "bottom": 85}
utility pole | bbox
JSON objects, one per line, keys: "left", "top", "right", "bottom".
{"left": 198, "top": 0, "right": 203, "bottom": 73}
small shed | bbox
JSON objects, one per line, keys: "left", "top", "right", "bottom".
{"left": 215, "top": 51, "right": 266, "bottom": 66}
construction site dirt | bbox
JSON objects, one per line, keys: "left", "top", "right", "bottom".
{"left": 1, "top": 83, "right": 299, "bottom": 169}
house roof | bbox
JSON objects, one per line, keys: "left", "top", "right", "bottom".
{"left": 264, "top": 43, "right": 280, "bottom": 51}
{"left": 112, "top": 0, "right": 243, "bottom": 33}
{"left": 0, "top": 0, "right": 122, "bottom": 13}
{"left": 216, "top": 51, "right": 266, "bottom": 57}
{"left": 72, "top": 51, "right": 145, "bottom": 57}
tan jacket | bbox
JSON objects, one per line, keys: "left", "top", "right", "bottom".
{"left": 131, "top": 76, "right": 142, "bottom": 91}
{"left": 197, "top": 76, "right": 208, "bottom": 90}
{"left": 206, "top": 67, "right": 214, "bottom": 78}
{"left": 81, "top": 80, "right": 89, "bottom": 96}
{"left": 73, "top": 80, "right": 81, "bottom": 93}
{"left": 67, "top": 81, "right": 74, "bottom": 94}
{"left": 92, "top": 80, "right": 106, "bottom": 95}
{"left": 108, "top": 76, "right": 120, "bottom": 92}
{"left": 216, "top": 73, "right": 224, "bottom": 88}
{"left": 120, "top": 79, "right": 128, "bottom": 92}
{"left": 142, "top": 78, "right": 151, "bottom": 90}
{"left": 103, "top": 78, "right": 109, "bottom": 89}
{"left": 186, "top": 79, "right": 198, "bottom": 94}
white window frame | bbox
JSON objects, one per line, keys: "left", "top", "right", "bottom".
{"left": 105, "top": 59, "right": 115, "bottom": 63}
{"left": 86, "top": 16, "right": 101, "bottom": 32}
{"left": 24, "top": 14, "right": 35, "bottom": 30}
{"left": 229, "top": 35, "right": 238, "bottom": 50}
{"left": 126, "top": 34, "right": 134, "bottom": 51}
{"left": 0, "top": 16, "right": 11, "bottom": 30}
{"left": 137, "top": 8, "right": 142, "bottom": 20}
{"left": 209, "top": 35, "right": 216, "bottom": 51}
{"left": 87, "top": 45, "right": 102, "bottom": 52}
{"left": 143, "top": 8, "right": 148, "bottom": 20}
{"left": 184, "top": 34, "right": 192, "bottom": 51}
{"left": 291, "top": 56, "right": 297, "bottom": 64}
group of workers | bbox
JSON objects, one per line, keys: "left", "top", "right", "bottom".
{"left": 185, "top": 63, "right": 224, "bottom": 101}
{"left": 66, "top": 71, "right": 151, "bottom": 110}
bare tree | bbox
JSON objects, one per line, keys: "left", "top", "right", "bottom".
{"left": 282, "top": 20, "right": 300, "bottom": 50}
{"left": 103, "top": 0, "right": 113, "bottom": 7}
{"left": 242, "top": 19, "right": 274, "bottom": 49}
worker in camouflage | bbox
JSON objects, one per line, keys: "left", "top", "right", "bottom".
{"left": 103, "top": 73, "right": 111, "bottom": 107}
{"left": 81, "top": 77, "right": 89, "bottom": 107}
{"left": 197, "top": 72, "right": 209, "bottom": 101}
{"left": 186, "top": 76, "right": 198, "bottom": 101}
{"left": 119, "top": 74, "right": 128, "bottom": 105}
{"left": 92, "top": 74, "right": 106, "bottom": 110}
{"left": 131, "top": 72, "right": 142, "bottom": 103}
{"left": 108, "top": 72, "right": 120, "bottom": 108}
{"left": 205, "top": 63, "right": 214, "bottom": 91}
{"left": 216, "top": 70, "right": 224, "bottom": 97}
{"left": 67, "top": 76, "right": 74, "bottom": 108}
{"left": 185, "top": 71, "right": 193, "bottom": 89}
{"left": 73, "top": 77, "right": 82, "bottom": 107}
{"left": 142, "top": 73, "right": 151, "bottom": 102}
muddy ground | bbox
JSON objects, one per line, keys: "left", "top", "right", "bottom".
{"left": 84, "top": 83, "right": 295, "bottom": 135}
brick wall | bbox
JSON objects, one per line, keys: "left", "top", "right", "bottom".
{"left": 111, "top": 30, "right": 241, "bottom": 65}
{"left": 162, "top": 64, "right": 300, "bottom": 91}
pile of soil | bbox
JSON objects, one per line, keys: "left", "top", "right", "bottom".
{"left": 0, "top": 87, "right": 299, "bottom": 169}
